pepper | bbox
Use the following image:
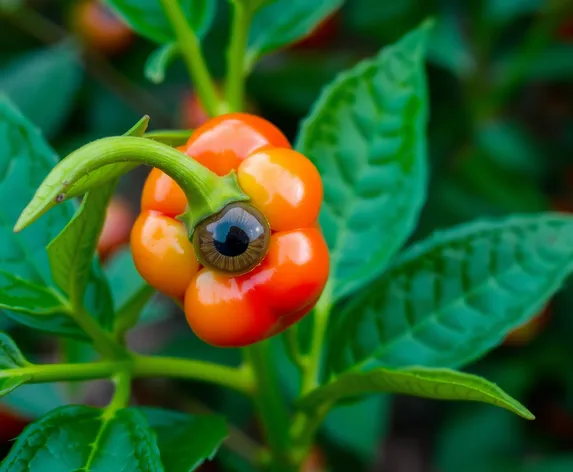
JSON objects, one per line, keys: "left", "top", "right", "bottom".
{"left": 131, "top": 113, "right": 329, "bottom": 347}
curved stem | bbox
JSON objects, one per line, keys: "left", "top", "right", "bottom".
{"left": 15, "top": 136, "right": 249, "bottom": 233}
{"left": 133, "top": 355, "right": 255, "bottom": 395}
{"left": 226, "top": 1, "right": 253, "bottom": 111}
{"left": 106, "top": 372, "right": 132, "bottom": 416}
{"left": 159, "top": 0, "right": 224, "bottom": 116}
{"left": 0, "top": 361, "right": 132, "bottom": 383}
{"left": 283, "top": 325, "right": 307, "bottom": 373}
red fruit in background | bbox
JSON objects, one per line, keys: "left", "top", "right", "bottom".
{"left": 97, "top": 197, "right": 135, "bottom": 262}
{"left": 504, "top": 304, "right": 551, "bottom": 346}
{"left": 302, "top": 446, "right": 326, "bottom": 472}
{"left": 291, "top": 14, "right": 339, "bottom": 50}
{"left": 70, "top": 0, "right": 133, "bottom": 55}
{"left": 0, "top": 406, "right": 28, "bottom": 442}
{"left": 557, "top": 18, "right": 573, "bottom": 41}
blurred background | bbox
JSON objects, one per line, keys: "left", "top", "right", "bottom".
{"left": 1, "top": 0, "right": 573, "bottom": 471}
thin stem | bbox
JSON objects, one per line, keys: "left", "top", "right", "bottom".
{"left": 300, "top": 291, "right": 332, "bottom": 395}
{"left": 106, "top": 372, "right": 132, "bottom": 416}
{"left": 289, "top": 403, "right": 331, "bottom": 465}
{"left": 133, "top": 355, "right": 255, "bottom": 395}
{"left": 67, "top": 306, "right": 128, "bottom": 360}
{"left": 0, "top": 361, "right": 132, "bottom": 383}
{"left": 159, "top": 0, "right": 224, "bottom": 116}
{"left": 243, "top": 341, "right": 294, "bottom": 472}
{"left": 284, "top": 325, "right": 307, "bottom": 373}
{"left": 225, "top": 1, "right": 252, "bottom": 111}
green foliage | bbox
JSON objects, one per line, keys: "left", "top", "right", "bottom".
{"left": 297, "top": 21, "right": 430, "bottom": 302}
{"left": 0, "top": 97, "right": 111, "bottom": 337}
{"left": 246, "top": 0, "right": 343, "bottom": 64}
{"left": 104, "top": 0, "right": 216, "bottom": 43}
{"left": 0, "top": 42, "right": 82, "bottom": 138}
{"left": 327, "top": 215, "right": 573, "bottom": 374}
{"left": 0, "top": 332, "right": 30, "bottom": 398}
{"left": 300, "top": 367, "right": 533, "bottom": 419}
{"left": 0, "top": 406, "right": 163, "bottom": 471}
{"left": 141, "top": 408, "right": 228, "bottom": 471}
{"left": 145, "top": 43, "right": 179, "bottom": 84}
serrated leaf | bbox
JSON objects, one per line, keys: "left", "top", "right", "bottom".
{"left": 299, "top": 367, "right": 533, "bottom": 419}
{"left": 0, "top": 332, "right": 31, "bottom": 398}
{"left": 296, "top": 22, "right": 430, "bottom": 302}
{"left": 247, "top": 0, "right": 343, "bottom": 64}
{"left": 0, "top": 406, "right": 163, "bottom": 472}
{"left": 145, "top": 43, "right": 179, "bottom": 84}
{"left": 141, "top": 407, "right": 228, "bottom": 471}
{"left": 0, "top": 42, "right": 82, "bottom": 138}
{"left": 327, "top": 214, "right": 573, "bottom": 374}
{"left": 0, "top": 97, "right": 110, "bottom": 337}
{"left": 104, "top": 0, "right": 216, "bottom": 44}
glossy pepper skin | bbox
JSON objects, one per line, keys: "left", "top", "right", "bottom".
{"left": 131, "top": 113, "right": 329, "bottom": 347}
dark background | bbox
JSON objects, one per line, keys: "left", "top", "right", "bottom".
{"left": 1, "top": 0, "right": 573, "bottom": 471}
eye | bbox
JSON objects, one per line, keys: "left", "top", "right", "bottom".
{"left": 193, "top": 202, "right": 270, "bottom": 275}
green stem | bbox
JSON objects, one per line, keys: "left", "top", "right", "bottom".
{"left": 15, "top": 137, "right": 249, "bottom": 234}
{"left": 1, "top": 357, "right": 254, "bottom": 394}
{"left": 67, "top": 306, "right": 127, "bottom": 360}
{"left": 159, "top": 0, "right": 224, "bottom": 117}
{"left": 283, "top": 325, "right": 307, "bottom": 373}
{"left": 243, "top": 341, "right": 294, "bottom": 472}
{"left": 289, "top": 403, "right": 331, "bottom": 465}
{"left": 226, "top": 1, "right": 253, "bottom": 111}
{"left": 106, "top": 372, "right": 132, "bottom": 416}
{"left": 133, "top": 355, "right": 255, "bottom": 395}
{"left": 300, "top": 291, "right": 332, "bottom": 395}
{"left": 0, "top": 361, "right": 132, "bottom": 383}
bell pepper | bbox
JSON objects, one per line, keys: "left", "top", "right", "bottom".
{"left": 131, "top": 113, "right": 329, "bottom": 347}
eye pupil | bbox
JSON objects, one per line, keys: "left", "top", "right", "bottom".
{"left": 213, "top": 225, "right": 250, "bottom": 257}
{"left": 194, "top": 203, "right": 271, "bottom": 275}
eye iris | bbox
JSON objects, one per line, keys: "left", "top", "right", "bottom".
{"left": 213, "top": 225, "right": 250, "bottom": 257}
{"left": 194, "top": 203, "right": 270, "bottom": 275}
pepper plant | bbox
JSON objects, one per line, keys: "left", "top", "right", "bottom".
{"left": 1, "top": 1, "right": 573, "bottom": 471}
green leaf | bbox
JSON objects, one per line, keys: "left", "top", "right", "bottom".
{"left": 0, "top": 406, "right": 163, "bottom": 471}
{"left": 0, "top": 271, "right": 67, "bottom": 315}
{"left": 246, "top": 0, "right": 343, "bottom": 63}
{"left": 0, "top": 42, "right": 82, "bottom": 138}
{"left": 141, "top": 407, "right": 228, "bottom": 471}
{"left": 0, "top": 332, "right": 30, "bottom": 398}
{"left": 485, "top": 0, "right": 543, "bottom": 23}
{"left": 47, "top": 185, "right": 116, "bottom": 306}
{"left": 327, "top": 214, "right": 573, "bottom": 373}
{"left": 145, "top": 43, "right": 179, "bottom": 84}
{"left": 299, "top": 367, "right": 533, "bottom": 419}
{"left": 296, "top": 22, "right": 430, "bottom": 301}
{"left": 427, "top": 12, "right": 475, "bottom": 77}
{"left": 104, "top": 0, "right": 216, "bottom": 44}
{"left": 0, "top": 96, "right": 110, "bottom": 337}
{"left": 144, "top": 129, "right": 194, "bottom": 146}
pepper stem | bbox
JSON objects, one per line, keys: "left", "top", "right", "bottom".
{"left": 14, "top": 136, "right": 249, "bottom": 235}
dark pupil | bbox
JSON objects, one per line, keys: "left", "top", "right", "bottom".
{"left": 213, "top": 225, "right": 250, "bottom": 257}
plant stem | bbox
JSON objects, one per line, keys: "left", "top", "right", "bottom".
{"left": 105, "top": 372, "right": 132, "bottom": 416}
{"left": 1, "top": 356, "right": 254, "bottom": 393}
{"left": 0, "top": 361, "right": 132, "bottom": 383}
{"left": 226, "top": 1, "right": 252, "bottom": 111}
{"left": 133, "top": 355, "right": 255, "bottom": 395}
{"left": 68, "top": 306, "right": 127, "bottom": 359}
{"left": 159, "top": 0, "right": 224, "bottom": 117}
{"left": 243, "top": 341, "right": 294, "bottom": 472}
{"left": 300, "top": 291, "right": 332, "bottom": 395}
{"left": 284, "top": 325, "right": 307, "bottom": 373}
